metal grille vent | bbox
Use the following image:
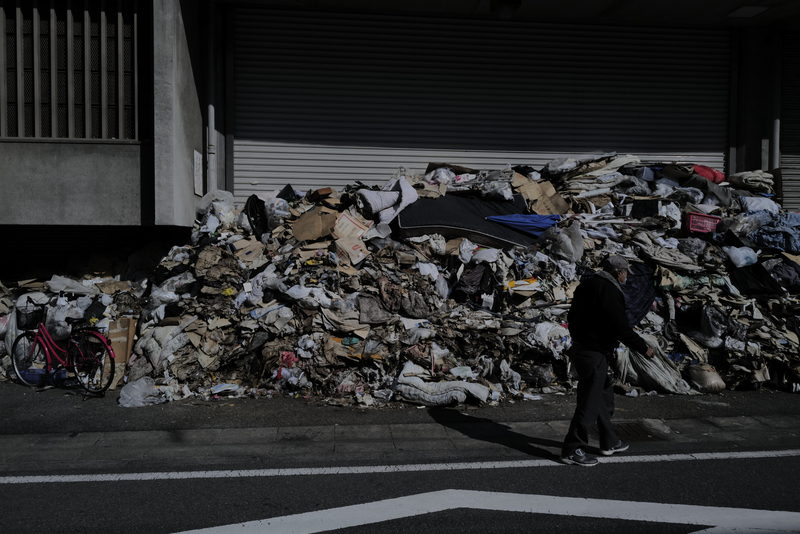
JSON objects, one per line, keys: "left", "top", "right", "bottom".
{"left": 0, "top": 0, "right": 137, "bottom": 140}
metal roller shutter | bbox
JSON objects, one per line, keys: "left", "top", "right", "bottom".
{"left": 233, "top": 8, "right": 730, "bottom": 204}
{"left": 780, "top": 33, "right": 800, "bottom": 211}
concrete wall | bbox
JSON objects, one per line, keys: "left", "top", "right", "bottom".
{"left": 0, "top": 142, "right": 141, "bottom": 225}
{"left": 152, "top": 0, "right": 204, "bottom": 227}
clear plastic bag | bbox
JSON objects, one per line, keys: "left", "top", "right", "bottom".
{"left": 723, "top": 246, "right": 758, "bottom": 268}
{"left": 45, "top": 303, "right": 85, "bottom": 340}
{"left": 196, "top": 190, "right": 234, "bottom": 216}
{"left": 481, "top": 181, "right": 514, "bottom": 201}
{"left": 119, "top": 377, "right": 165, "bottom": 408}
{"left": 150, "top": 272, "right": 196, "bottom": 306}
{"left": 265, "top": 197, "right": 291, "bottom": 230}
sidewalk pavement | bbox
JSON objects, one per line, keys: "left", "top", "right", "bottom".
{"left": 2, "top": 413, "right": 798, "bottom": 476}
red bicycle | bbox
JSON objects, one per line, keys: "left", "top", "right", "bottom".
{"left": 11, "top": 303, "right": 116, "bottom": 394}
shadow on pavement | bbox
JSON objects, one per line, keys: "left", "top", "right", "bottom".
{"left": 427, "top": 407, "right": 562, "bottom": 462}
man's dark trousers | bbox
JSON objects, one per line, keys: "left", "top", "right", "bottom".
{"left": 562, "top": 346, "right": 620, "bottom": 456}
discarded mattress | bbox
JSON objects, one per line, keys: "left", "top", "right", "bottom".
{"left": 394, "top": 193, "right": 536, "bottom": 249}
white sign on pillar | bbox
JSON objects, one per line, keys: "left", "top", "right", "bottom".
{"left": 194, "top": 150, "right": 203, "bottom": 196}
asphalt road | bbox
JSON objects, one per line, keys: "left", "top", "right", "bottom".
{"left": 1, "top": 381, "right": 799, "bottom": 533}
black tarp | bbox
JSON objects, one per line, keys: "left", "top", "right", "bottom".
{"left": 394, "top": 194, "right": 536, "bottom": 249}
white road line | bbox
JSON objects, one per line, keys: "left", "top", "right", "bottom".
{"left": 175, "top": 489, "right": 800, "bottom": 534}
{"left": 1, "top": 448, "right": 799, "bottom": 485}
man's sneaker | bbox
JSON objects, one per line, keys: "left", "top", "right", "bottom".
{"left": 561, "top": 448, "right": 599, "bottom": 467}
{"left": 600, "top": 440, "right": 630, "bottom": 456}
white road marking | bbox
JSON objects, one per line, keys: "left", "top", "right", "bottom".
{"left": 0, "top": 448, "right": 798, "bottom": 485}
{"left": 174, "top": 489, "right": 800, "bottom": 534}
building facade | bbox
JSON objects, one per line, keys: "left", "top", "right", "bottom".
{"left": 0, "top": 0, "right": 798, "bottom": 275}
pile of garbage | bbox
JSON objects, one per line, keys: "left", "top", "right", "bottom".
{"left": 2, "top": 153, "right": 800, "bottom": 408}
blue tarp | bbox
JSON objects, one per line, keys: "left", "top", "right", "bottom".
{"left": 485, "top": 214, "right": 561, "bottom": 237}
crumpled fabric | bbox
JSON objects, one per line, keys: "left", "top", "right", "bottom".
{"left": 357, "top": 294, "right": 393, "bottom": 324}
{"left": 748, "top": 212, "right": 800, "bottom": 253}
{"left": 395, "top": 361, "right": 490, "bottom": 406}
{"left": 572, "top": 154, "right": 641, "bottom": 179}
{"left": 621, "top": 261, "right": 657, "bottom": 327}
{"left": 740, "top": 196, "right": 780, "bottom": 214}
{"left": 616, "top": 176, "right": 652, "bottom": 196}
{"left": 728, "top": 170, "right": 774, "bottom": 193}
{"left": 632, "top": 231, "right": 703, "bottom": 271}
{"left": 357, "top": 172, "right": 419, "bottom": 224}
{"left": 728, "top": 263, "right": 786, "bottom": 298}
{"left": 681, "top": 174, "right": 733, "bottom": 207}
{"left": 769, "top": 260, "right": 800, "bottom": 292}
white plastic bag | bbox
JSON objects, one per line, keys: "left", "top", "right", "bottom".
{"left": 416, "top": 262, "right": 439, "bottom": 281}
{"left": 46, "top": 275, "right": 97, "bottom": 295}
{"left": 196, "top": 189, "right": 234, "bottom": 216}
{"left": 458, "top": 239, "right": 478, "bottom": 263}
{"left": 119, "top": 377, "right": 165, "bottom": 408}
{"left": 435, "top": 275, "right": 450, "bottom": 299}
{"left": 472, "top": 248, "right": 499, "bottom": 264}
{"left": 150, "top": 271, "right": 196, "bottom": 306}
{"left": 45, "top": 303, "right": 85, "bottom": 340}
{"left": 723, "top": 246, "right": 758, "bottom": 268}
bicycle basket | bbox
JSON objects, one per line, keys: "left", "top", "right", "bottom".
{"left": 16, "top": 306, "right": 44, "bottom": 330}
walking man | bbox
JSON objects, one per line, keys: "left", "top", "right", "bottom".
{"left": 561, "top": 255, "right": 655, "bottom": 466}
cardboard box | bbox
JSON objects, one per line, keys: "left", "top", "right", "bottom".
{"left": 336, "top": 237, "right": 370, "bottom": 265}
{"left": 108, "top": 317, "right": 137, "bottom": 364}
{"left": 292, "top": 211, "right": 338, "bottom": 242}
{"left": 106, "top": 317, "right": 137, "bottom": 390}
{"left": 332, "top": 212, "right": 374, "bottom": 240}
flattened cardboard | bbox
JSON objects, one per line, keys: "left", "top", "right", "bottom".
{"left": 107, "top": 317, "right": 137, "bottom": 364}
{"left": 95, "top": 280, "right": 132, "bottom": 294}
{"left": 336, "top": 237, "right": 370, "bottom": 265}
{"left": 106, "top": 317, "right": 137, "bottom": 390}
{"left": 445, "top": 238, "right": 464, "bottom": 256}
{"left": 234, "top": 241, "right": 266, "bottom": 262}
{"left": 292, "top": 211, "right": 338, "bottom": 242}
{"left": 517, "top": 180, "right": 569, "bottom": 215}
{"left": 332, "top": 212, "right": 374, "bottom": 240}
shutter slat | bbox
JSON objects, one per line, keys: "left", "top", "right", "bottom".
{"left": 780, "top": 34, "right": 800, "bottom": 211}
{"left": 234, "top": 8, "right": 729, "bottom": 204}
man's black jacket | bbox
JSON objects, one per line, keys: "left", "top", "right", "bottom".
{"left": 567, "top": 271, "right": 649, "bottom": 354}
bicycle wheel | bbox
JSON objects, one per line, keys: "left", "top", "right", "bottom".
{"left": 72, "top": 331, "right": 114, "bottom": 394}
{"left": 11, "top": 331, "right": 47, "bottom": 386}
